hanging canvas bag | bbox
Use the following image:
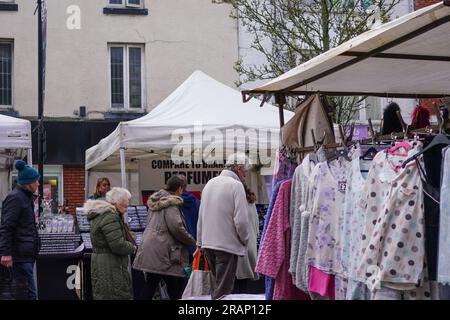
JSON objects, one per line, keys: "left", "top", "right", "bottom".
{"left": 181, "top": 250, "right": 212, "bottom": 299}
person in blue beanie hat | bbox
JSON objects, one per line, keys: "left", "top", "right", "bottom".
{"left": 0, "top": 160, "right": 40, "bottom": 300}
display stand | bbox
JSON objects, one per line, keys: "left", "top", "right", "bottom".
{"left": 125, "top": 205, "right": 148, "bottom": 299}
{"left": 36, "top": 213, "right": 83, "bottom": 300}
{"left": 36, "top": 251, "right": 83, "bottom": 300}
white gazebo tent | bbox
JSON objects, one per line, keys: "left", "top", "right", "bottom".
{"left": 243, "top": 1, "right": 450, "bottom": 100}
{"left": 86, "top": 71, "right": 293, "bottom": 204}
{"left": 0, "top": 114, "right": 32, "bottom": 207}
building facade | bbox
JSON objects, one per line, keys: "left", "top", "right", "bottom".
{"left": 0, "top": 0, "right": 239, "bottom": 212}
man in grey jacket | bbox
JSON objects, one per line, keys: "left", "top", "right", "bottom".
{"left": 197, "top": 153, "right": 250, "bottom": 299}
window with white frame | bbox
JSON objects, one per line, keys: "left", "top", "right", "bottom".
{"left": 108, "top": 0, "right": 143, "bottom": 8}
{"left": 109, "top": 44, "right": 145, "bottom": 109}
{"left": 364, "top": 96, "right": 382, "bottom": 121}
{"left": 0, "top": 41, "right": 13, "bottom": 107}
{"left": 11, "top": 165, "right": 63, "bottom": 213}
{"left": 354, "top": 96, "right": 383, "bottom": 122}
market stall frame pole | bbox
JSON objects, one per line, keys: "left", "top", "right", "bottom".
{"left": 120, "top": 148, "right": 127, "bottom": 189}
{"left": 274, "top": 93, "right": 286, "bottom": 128}
{"left": 84, "top": 170, "right": 89, "bottom": 200}
{"left": 27, "top": 149, "right": 33, "bottom": 166}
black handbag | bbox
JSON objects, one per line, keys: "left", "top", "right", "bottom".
{"left": 0, "top": 266, "right": 29, "bottom": 300}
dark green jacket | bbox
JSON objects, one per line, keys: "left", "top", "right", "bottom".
{"left": 85, "top": 200, "right": 134, "bottom": 300}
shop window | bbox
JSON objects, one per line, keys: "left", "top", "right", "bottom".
{"left": 0, "top": 41, "right": 13, "bottom": 107}
{"left": 364, "top": 96, "right": 382, "bottom": 121}
{"left": 108, "top": 0, "right": 143, "bottom": 8}
{"left": 109, "top": 44, "right": 145, "bottom": 110}
{"left": 0, "top": 1, "right": 18, "bottom": 12}
{"left": 104, "top": 0, "right": 147, "bottom": 14}
{"left": 11, "top": 165, "right": 63, "bottom": 213}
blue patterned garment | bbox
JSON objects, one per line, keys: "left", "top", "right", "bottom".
{"left": 272, "top": 151, "right": 297, "bottom": 189}
{"left": 438, "top": 147, "right": 450, "bottom": 285}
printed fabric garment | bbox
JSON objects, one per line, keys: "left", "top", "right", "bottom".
{"left": 340, "top": 147, "right": 370, "bottom": 279}
{"left": 256, "top": 180, "right": 308, "bottom": 300}
{"left": 340, "top": 150, "right": 372, "bottom": 299}
{"left": 371, "top": 286, "right": 431, "bottom": 300}
{"left": 295, "top": 209, "right": 311, "bottom": 292}
{"left": 273, "top": 150, "right": 297, "bottom": 188}
{"left": 357, "top": 146, "right": 426, "bottom": 290}
{"left": 335, "top": 275, "right": 349, "bottom": 300}
{"left": 259, "top": 179, "right": 288, "bottom": 300}
{"left": 346, "top": 279, "right": 371, "bottom": 300}
{"left": 371, "top": 264, "right": 432, "bottom": 301}
{"left": 438, "top": 146, "right": 450, "bottom": 284}
{"left": 305, "top": 159, "right": 350, "bottom": 275}
{"left": 308, "top": 266, "right": 335, "bottom": 300}
{"left": 294, "top": 159, "right": 319, "bottom": 292}
{"left": 372, "top": 258, "right": 432, "bottom": 300}
{"left": 289, "top": 154, "right": 315, "bottom": 278}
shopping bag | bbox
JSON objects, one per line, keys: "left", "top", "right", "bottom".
{"left": 0, "top": 266, "right": 29, "bottom": 300}
{"left": 181, "top": 250, "right": 212, "bottom": 299}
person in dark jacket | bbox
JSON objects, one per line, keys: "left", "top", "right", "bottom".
{"left": 133, "top": 176, "right": 196, "bottom": 300}
{"left": 381, "top": 102, "right": 405, "bottom": 135}
{"left": 179, "top": 175, "right": 200, "bottom": 261}
{"left": 85, "top": 187, "right": 137, "bottom": 300}
{"left": 0, "top": 160, "right": 40, "bottom": 300}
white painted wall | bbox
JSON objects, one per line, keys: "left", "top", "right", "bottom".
{"left": 0, "top": 0, "right": 239, "bottom": 118}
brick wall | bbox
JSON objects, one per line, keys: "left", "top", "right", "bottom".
{"left": 414, "top": 0, "right": 441, "bottom": 10}
{"left": 63, "top": 165, "right": 85, "bottom": 215}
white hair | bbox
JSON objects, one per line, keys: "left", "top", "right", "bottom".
{"left": 105, "top": 187, "right": 131, "bottom": 205}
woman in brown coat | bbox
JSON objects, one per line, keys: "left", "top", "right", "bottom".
{"left": 132, "top": 175, "right": 196, "bottom": 299}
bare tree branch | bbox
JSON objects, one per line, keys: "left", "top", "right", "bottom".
{"left": 214, "top": 0, "right": 400, "bottom": 124}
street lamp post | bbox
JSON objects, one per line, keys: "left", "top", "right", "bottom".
{"left": 37, "top": 0, "right": 44, "bottom": 215}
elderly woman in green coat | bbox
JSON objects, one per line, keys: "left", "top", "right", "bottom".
{"left": 84, "top": 187, "right": 137, "bottom": 300}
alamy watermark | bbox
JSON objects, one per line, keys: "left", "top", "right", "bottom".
{"left": 366, "top": 265, "right": 382, "bottom": 291}
{"left": 66, "top": 5, "right": 81, "bottom": 30}
{"left": 169, "top": 122, "right": 281, "bottom": 167}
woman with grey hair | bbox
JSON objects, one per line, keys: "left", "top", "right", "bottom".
{"left": 84, "top": 187, "right": 137, "bottom": 300}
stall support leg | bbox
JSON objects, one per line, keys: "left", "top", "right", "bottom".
{"left": 278, "top": 104, "right": 285, "bottom": 128}
{"left": 120, "top": 148, "right": 127, "bottom": 189}
{"left": 275, "top": 93, "right": 286, "bottom": 128}
{"left": 85, "top": 170, "right": 89, "bottom": 200}
{"left": 27, "top": 149, "right": 33, "bottom": 165}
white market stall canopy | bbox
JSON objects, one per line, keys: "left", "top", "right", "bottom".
{"left": 0, "top": 114, "right": 31, "bottom": 150}
{"left": 0, "top": 113, "right": 32, "bottom": 168}
{"left": 86, "top": 71, "right": 293, "bottom": 171}
{"left": 0, "top": 114, "right": 32, "bottom": 207}
{"left": 243, "top": 1, "right": 450, "bottom": 99}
